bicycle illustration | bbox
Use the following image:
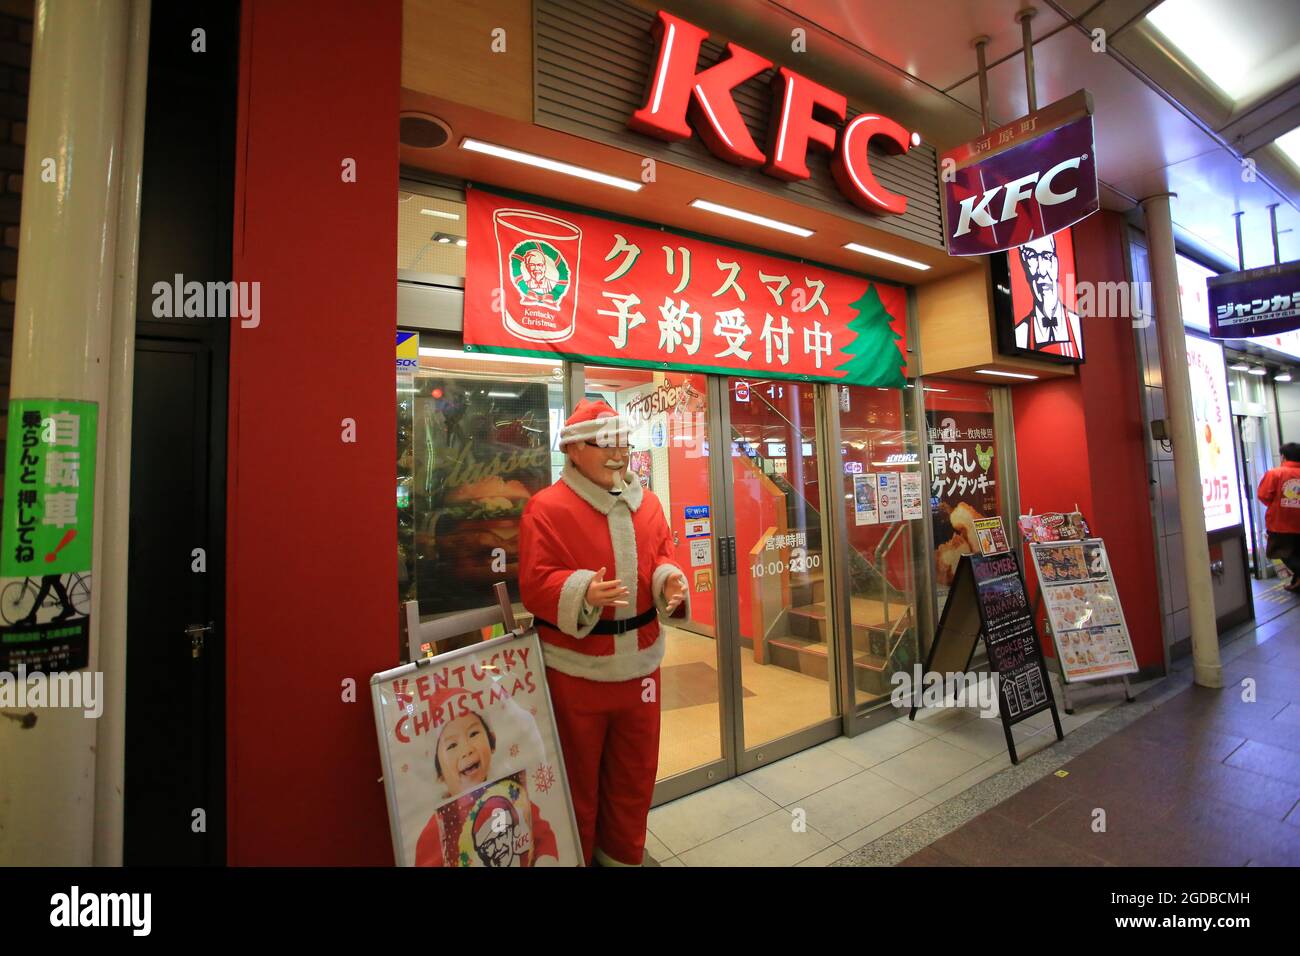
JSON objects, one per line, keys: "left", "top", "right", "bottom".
{"left": 0, "top": 572, "right": 92, "bottom": 626}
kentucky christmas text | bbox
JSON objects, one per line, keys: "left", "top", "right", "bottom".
{"left": 391, "top": 647, "right": 538, "bottom": 743}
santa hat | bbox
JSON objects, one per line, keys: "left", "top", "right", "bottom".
{"left": 558, "top": 398, "right": 630, "bottom": 448}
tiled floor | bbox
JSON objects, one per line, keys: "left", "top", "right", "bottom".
{"left": 647, "top": 595, "right": 1300, "bottom": 866}
{"left": 646, "top": 668, "right": 1117, "bottom": 866}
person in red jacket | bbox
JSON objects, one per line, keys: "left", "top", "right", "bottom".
{"left": 519, "top": 398, "right": 688, "bottom": 867}
{"left": 1258, "top": 442, "right": 1300, "bottom": 591}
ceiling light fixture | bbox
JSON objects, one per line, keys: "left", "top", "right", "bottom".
{"left": 460, "top": 138, "right": 643, "bottom": 192}
{"left": 975, "top": 369, "right": 1039, "bottom": 380}
{"left": 689, "top": 199, "right": 814, "bottom": 237}
{"left": 1276, "top": 371, "right": 1293, "bottom": 382}
{"left": 420, "top": 208, "right": 461, "bottom": 220}
{"left": 1277, "top": 126, "right": 1300, "bottom": 172}
{"left": 1228, "top": 362, "right": 1251, "bottom": 371}
{"left": 1248, "top": 366, "right": 1268, "bottom": 375}
{"left": 843, "top": 242, "right": 930, "bottom": 271}
{"left": 910, "top": 131, "right": 922, "bottom": 147}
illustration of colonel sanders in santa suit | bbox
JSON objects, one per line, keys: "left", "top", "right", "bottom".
{"left": 519, "top": 398, "right": 689, "bottom": 867}
{"left": 1015, "top": 233, "right": 1083, "bottom": 359}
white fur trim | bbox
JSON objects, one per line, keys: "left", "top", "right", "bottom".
{"left": 559, "top": 415, "right": 630, "bottom": 447}
{"left": 557, "top": 569, "right": 599, "bottom": 638}
{"left": 541, "top": 629, "right": 665, "bottom": 682}
{"left": 653, "top": 562, "right": 690, "bottom": 621}
{"left": 595, "top": 846, "right": 641, "bottom": 867}
{"left": 562, "top": 460, "right": 642, "bottom": 512}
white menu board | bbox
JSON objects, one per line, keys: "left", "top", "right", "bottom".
{"left": 1029, "top": 539, "right": 1138, "bottom": 682}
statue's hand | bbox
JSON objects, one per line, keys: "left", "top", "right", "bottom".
{"left": 585, "top": 566, "right": 630, "bottom": 609}
{"left": 663, "top": 570, "right": 687, "bottom": 614}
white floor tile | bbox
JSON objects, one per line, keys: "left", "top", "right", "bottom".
{"left": 741, "top": 743, "right": 863, "bottom": 806}
{"left": 907, "top": 705, "right": 980, "bottom": 736}
{"left": 648, "top": 778, "right": 779, "bottom": 856}
{"left": 678, "top": 808, "right": 834, "bottom": 867}
{"left": 871, "top": 735, "right": 986, "bottom": 796}
{"left": 797, "top": 845, "right": 849, "bottom": 867}
{"left": 791, "top": 768, "right": 920, "bottom": 841}
{"left": 823, "top": 719, "right": 932, "bottom": 769}
{"left": 923, "top": 756, "right": 1008, "bottom": 804}
{"left": 643, "top": 830, "right": 671, "bottom": 864}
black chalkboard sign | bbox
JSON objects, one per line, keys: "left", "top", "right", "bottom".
{"left": 911, "top": 551, "right": 1063, "bottom": 764}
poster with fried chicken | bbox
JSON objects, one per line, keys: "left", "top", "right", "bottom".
{"left": 927, "top": 410, "right": 1000, "bottom": 603}
{"left": 1028, "top": 539, "right": 1138, "bottom": 682}
{"left": 371, "top": 631, "right": 583, "bottom": 866}
{"left": 408, "top": 376, "right": 555, "bottom": 616}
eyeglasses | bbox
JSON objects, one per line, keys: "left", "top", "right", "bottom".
{"left": 1020, "top": 250, "right": 1057, "bottom": 268}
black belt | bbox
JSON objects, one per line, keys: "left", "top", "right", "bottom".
{"left": 533, "top": 606, "right": 656, "bottom": 635}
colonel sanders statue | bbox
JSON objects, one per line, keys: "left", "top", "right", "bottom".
{"left": 519, "top": 398, "right": 689, "bottom": 867}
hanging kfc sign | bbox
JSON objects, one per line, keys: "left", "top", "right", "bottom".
{"left": 941, "top": 91, "right": 1099, "bottom": 257}
{"left": 627, "top": 10, "right": 912, "bottom": 217}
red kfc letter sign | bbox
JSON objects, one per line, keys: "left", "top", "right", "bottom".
{"left": 629, "top": 10, "right": 771, "bottom": 167}
{"left": 630, "top": 10, "right": 910, "bottom": 217}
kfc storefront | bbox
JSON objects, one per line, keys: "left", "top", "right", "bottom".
{"left": 226, "top": 0, "right": 1165, "bottom": 864}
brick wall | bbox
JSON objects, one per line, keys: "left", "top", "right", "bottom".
{"left": 0, "top": 0, "right": 31, "bottom": 474}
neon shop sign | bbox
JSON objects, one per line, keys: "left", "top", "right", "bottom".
{"left": 629, "top": 10, "right": 912, "bottom": 216}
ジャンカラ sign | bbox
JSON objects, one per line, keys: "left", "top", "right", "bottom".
{"left": 0, "top": 398, "right": 97, "bottom": 672}
{"left": 1207, "top": 260, "right": 1300, "bottom": 339}
{"left": 465, "top": 188, "right": 910, "bottom": 388}
{"left": 940, "top": 91, "right": 1099, "bottom": 257}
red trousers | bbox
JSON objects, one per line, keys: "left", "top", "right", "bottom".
{"left": 546, "top": 667, "right": 661, "bottom": 866}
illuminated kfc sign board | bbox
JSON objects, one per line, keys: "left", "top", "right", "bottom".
{"left": 627, "top": 10, "right": 912, "bottom": 217}
{"left": 940, "top": 91, "right": 1099, "bottom": 257}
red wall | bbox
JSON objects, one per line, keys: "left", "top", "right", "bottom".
{"left": 1012, "top": 212, "right": 1164, "bottom": 670}
{"left": 227, "top": 0, "right": 399, "bottom": 864}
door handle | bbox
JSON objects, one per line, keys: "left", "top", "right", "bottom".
{"left": 717, "top": 536, "right": 731, "bottom": 576}
{"left": 185, "top": 621, "right": 214, "bottom": 659}
{"left": 727, "top": 537, "right": 738, "bottom": 575}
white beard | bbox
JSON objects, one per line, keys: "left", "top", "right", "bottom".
{"left": 605, "top": 459, "right": 627, "bottom": 494}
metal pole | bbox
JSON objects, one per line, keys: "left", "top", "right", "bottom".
{"left": 0, "top": 0, "right": 136, "bottom": 866}
{"left": 1016, "top": 7, "right": 1038, "bottom": 114}
{"left": 973, "top": 35, "right": 992, "bottom": 133}
{"left": 1268, "top": 204, "right": 1281, "bottom": 265}
{"left": 1233, "top": 211, "right": 1245, "bottom": 271}
{"left": 94, "top": 0, "right": 150, "bottom": 867}
{"left": 1140, "top": 192, "right": 1224, "bottom": 689}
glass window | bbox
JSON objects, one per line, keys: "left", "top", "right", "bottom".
{"left": 398, "top": 187, "right": 467, "bottom": 277}
{"left": 923, "top": 381, "right": 1001, "bottom": 608}
{"left": 397, "top": 335, "right": 565, "bottom": 653}
{"left": 838, "top": 385, "right": 925, "bottom": 707}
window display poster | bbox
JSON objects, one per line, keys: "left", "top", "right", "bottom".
{"left": 877, "top": 472, "right": 902, "bottom": 522}
{"left": 0, "top": 398, "right": 97, "bottom": 672}
{"left": 1184, "top": 334, "right": 1241, "bottom": 532}
{"left": 853, "top": 473, "right": 878, "bottom": 526}
{"left": 371, "top": 631, "right": 583, "bottom": 867}
{"left": 927, "top": 410, "right": 999, "bottom": 591}
{"left": 1029, "top": 539, "right": 1137, "bottom": 681}
{"left": 900, "top": 471, "right": 924, "bottom": 520}
{"left": 414, "top": 378, "right": 554, "bottom": 615}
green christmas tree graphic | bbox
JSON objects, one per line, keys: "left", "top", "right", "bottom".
{"left": 835, "top": 284, "right": 906, "bottom": 388}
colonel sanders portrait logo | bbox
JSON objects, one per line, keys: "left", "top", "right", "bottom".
{"left": 509, "top": 240, "right": 572, "bottom": 310}
{"left": 1014, "top": 233, "right": 1083, "bottom": 360}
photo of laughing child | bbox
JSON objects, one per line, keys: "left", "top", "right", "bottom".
{"left": 414, "top": 707, "right": 559, "bottom": 867}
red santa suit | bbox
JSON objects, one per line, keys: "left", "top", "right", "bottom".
{"left": 518, "top": 400, "right": 688, "bottom": 867}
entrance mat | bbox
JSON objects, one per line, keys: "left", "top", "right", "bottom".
{"left": 661, "top": 662, "right": 754, "bottom": 712}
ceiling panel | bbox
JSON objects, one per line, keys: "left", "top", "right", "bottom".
{"left": 772, "top": 0, "right": 1070, "bottom": 92}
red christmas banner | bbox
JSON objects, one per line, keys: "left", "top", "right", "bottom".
{"left": 464, "top": 188, "right": 909, "bottom": 388}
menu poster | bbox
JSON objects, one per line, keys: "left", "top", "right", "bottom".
{"left": 853, "top": 473, "right": 879, "bottom": 526}
{"left": 1029, "top": 539, "right": 1138, "bottom": 682}
{"left": 877, "top": 472, "right": 902, "bottom": 522}
{"left": 900, "top": 472, "right": 924, "bottom": 520}
{"left": 970, "top": 552, "right": 1055, "bottom": 724}
{"left": 973, "top": 516, "right": 1010, "bottom": 555}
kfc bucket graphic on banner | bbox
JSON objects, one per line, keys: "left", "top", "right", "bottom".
{"left": 494, "top": 207, "right": 582, "bottom": 343}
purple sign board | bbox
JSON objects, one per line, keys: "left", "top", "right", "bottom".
{"left": 1207, "top": 260, "right": 1300, "bottom": 339}
{"left": 941, "top": 91, "right": 1100, "bottom": 257}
